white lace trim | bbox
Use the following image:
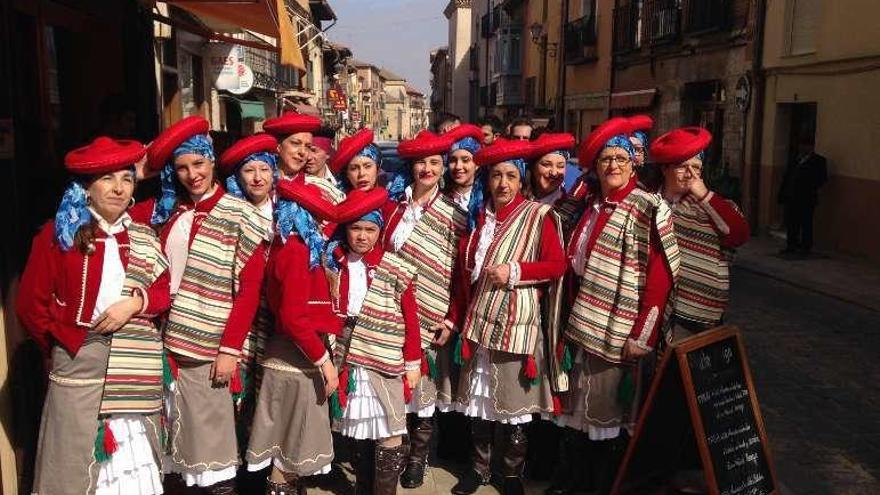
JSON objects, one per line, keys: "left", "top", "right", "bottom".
{"left": 455, "top": 349, "right": 535, "bottom": 425}
{"left": 471, "top": 209, "right": 497, "bottom": 283}
{"left": 337, "top": 368, "right": 407, "bottom": 440}
{"left": 246, "top": 457, "right": 332, "bottom": 476}
{"left": 94, "top": 415, "right": 163, "bottom": 495}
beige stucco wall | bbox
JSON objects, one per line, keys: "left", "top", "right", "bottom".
{"left": 563, "top": 0, "right": 612, "bottom": 137}
{"left": 523, "top": 0, "right": 561, "bottom": 110}
{"left": 447, "top": 2, "right": 472, "bottom": 118}
{"left": 758, "top": 0, "right": 880, "bottom": 262}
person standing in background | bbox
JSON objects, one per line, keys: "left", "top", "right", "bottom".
{"left": 778, "top": 136, "right": 827, "bottom": 256}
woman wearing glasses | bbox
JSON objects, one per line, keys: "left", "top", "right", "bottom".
{"left": 554, "top": 118, "right": 680, "bottom": 494}
{"left": 650, "top": 127, "right": 750, "bottom": 342}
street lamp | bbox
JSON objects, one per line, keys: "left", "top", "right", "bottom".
{"left": 529, "top": 22, "right": 557, "bottom": 58}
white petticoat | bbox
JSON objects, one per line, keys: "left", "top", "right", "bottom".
{"left": 94, "top": 415, "right": 164, "bottom": 495}
{"left": 337, "top": 367, "right": 407, "bottom": 440}
{"left": 162, "top": 382, "right": 237, "bottom": 488}
{"left": 455, "top": 349, "right": 535, "bottom": 425}
{"left": 246, "top": 457, "right": 332, "bottom": 476}
{"left": 405, "top": 396, "right": 453, "bottom": 418}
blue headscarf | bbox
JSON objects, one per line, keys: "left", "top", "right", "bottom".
{"left": 632, "top": 130, "right": 649, "bottom": 159}
{"left": 450, "top": 136, "right": 481, "bottom": 156}
{"left": 601, "top": 134, "right": 636, "bottom": 162}
{"left": 387, "top": 153, "right": 448, "bottom": 201}
{"left": 54, "top": 180, "right": 92, "bottom": 251}
{"left": 225, "top": 151, "right": 279, "bottom": 201}
{"left": 337, "top": 143, "right": 383, "bottom": 193}
{"left": 151, "top": 134, "right": 215, "bottom": 225}
{"left": 54, "top": 166, "right": 138, "bottom": 251}
{"left": 275, "top": 192, "right": 324, "bottom": 270}
{"left": 323, "top": 209, "right": 385, "bottom": 272}
{"left": 465, "top": 168, "right": 487, "bottom": 232}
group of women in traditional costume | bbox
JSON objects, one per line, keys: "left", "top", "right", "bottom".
{"left": 16, "top": 110, "right": 750, "bottom": 495}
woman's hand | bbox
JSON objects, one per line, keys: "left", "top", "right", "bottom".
{"left": 687, "top": 164, "right": 709, "bottom": 199}
{"left": 405, "top": 369, "right": 421, "bottom": 391}
{"left": 93, "top": 296, "right": 142, "bottom": 334}
{"left": 321, "top": 360, "right": 339, "bottom": 398}
{"left": 211, "top": 353, "right": 238, "bottom": 386}
{"left": 134, "top": 149, "right": 159, "bottom": 181}
{"left": 431, "top": 323, "right": 452, "bottom": 346}
{"left": 621, "top": 338, "right": 650, "bottom": 362}
{"left": 485, "top": 263, "right": 511, "bottom": 286}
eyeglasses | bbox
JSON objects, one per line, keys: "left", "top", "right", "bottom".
{"left": 597, "top": 155, "right": 632, "bottom": 166}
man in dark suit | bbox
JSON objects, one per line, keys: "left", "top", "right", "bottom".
{"left": 778, "top": 138, "right": 827, "bottom": 255}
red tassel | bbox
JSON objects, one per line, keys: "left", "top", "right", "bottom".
{"left": 523, "top": 355, "right": 538, "bottom": 381}
{"left": 461, "top": 339, "right": 473, "bottom": 361}
{"left": 552, "top": 395, "right": 563, "bottom": 417}
{"left": 102, "top": 420, "right": 118, "bottom": 456}
{"left": 167, "top": 351, "right": 179, "bottom": 380}
{"left": 556, "top": 341, "right": 565, "bottom": 361}
{"left": 421, "top": 353, "right": 429, "bottom": 375}
{"left": 229, "top": 364, "right": 243, "bottom": 394}
{"left": 403, "top": 377, "right": 413, "bottom": 403}
{"left": 337, "top": 366, "right": 350, "bottom": 409}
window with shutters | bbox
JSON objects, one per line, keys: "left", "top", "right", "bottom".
{"left": 786, "top": 0, "right": 820, "bottom": 55}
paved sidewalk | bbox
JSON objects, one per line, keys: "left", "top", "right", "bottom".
{"left": 733, "top": 234, "right": 880, "bottom": 312}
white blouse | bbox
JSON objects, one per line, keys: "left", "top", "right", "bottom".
{"left": 346, "top": 254, "right": 368, "bottom": 317}
{"left": 90, "top": 209, "right": 131, "bottom": 321}
{"left": 389, "top": 185, "right": 439, "bottom": 252}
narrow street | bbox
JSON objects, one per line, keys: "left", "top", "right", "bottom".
{"left": 726, "top": 267, "right": 880, "bottom": 495}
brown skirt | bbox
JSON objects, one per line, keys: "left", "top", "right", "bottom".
{"left": 556, "top": 351, "right": 643, "bottom": 439}
{"left": 454, "top": 337, "right": 554, "bottom": 423}
{"left": 33, "top": 340, "right": 162, "bottom": 495}
{"left": 409, "top": 343, "right": 457, "bottom": 415}
{"left": 245, "top": 334, "right": 334, "bottom": 476}
{"left": 167, "top": 357, "right": 240, "bottom": 475}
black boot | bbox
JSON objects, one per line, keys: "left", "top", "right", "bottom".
{"left": 545, "top": 428, "right": 579, "bottom": 495}
{"left": 207, "top": 478, "right": 237, "bottom": 495}
{"left": 266, "top": 477, "right": 307, "bottom": 495}
{"left": 400, "top": 416, "right": 433, "bottom": 488}
{"left": 354, "top": 439, "right": 376, "bottom": 495}
{"left": 374, "top": 443, "right": 407, "bottom": 495}
{"left": 594, "top": 435, "right": 628, "bottom": 495}
{"left": 500, "top": 424, "right": 528, "bottom": 495}
{"left": 451, "top": 419, "right": 492, "bottom": 495}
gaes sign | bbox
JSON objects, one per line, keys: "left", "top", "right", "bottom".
{"left": 209, "top": 43, "right": 254, "bottom": 96}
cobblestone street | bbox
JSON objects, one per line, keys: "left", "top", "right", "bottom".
{"left": 726, "top": 266, "right": 880, "bottom": 495}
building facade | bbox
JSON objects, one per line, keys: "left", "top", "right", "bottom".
{"left": 755, "top": 0, "right": 880, "bottom": 263}
{"left": 445, "top": 0, "right": 474, "bottom": 119}
{"left": 430, "top": 46, "right": 452, "bottom": 118}
{"left": 562, "top": 0, "right": 612, "bottom": 139}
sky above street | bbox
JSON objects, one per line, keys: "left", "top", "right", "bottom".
{"left": 326, "top": 0, "right": 448, "bottom": 95}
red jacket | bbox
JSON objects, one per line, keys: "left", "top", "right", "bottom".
{"left": 265, "top": 235, "right": 343, "bottom": 366}
{"left": 16, "top": 222, "right": 171, "bottom": 356}
{"left": 130, "top": 187, "right": 268, "bottom": 356}
{"left": 331, "top": 244, "right": 422, "bottom": 365}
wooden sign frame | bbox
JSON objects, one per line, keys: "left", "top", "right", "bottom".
{"left": 611, "top": 326, "right": 779, "bottom": 495}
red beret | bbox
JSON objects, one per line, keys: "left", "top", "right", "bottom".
{"left": 330, "top": 128, "right": 375, "bottom": 175}
{"left": 335, "top": 187, "right": 389, "bottom": 224}
{"left": 474, "top": 137, "right": 535, "bottom": 167}
{"left": 650, "top": 127, "right": 713, "bottom": 164}
{"left": 275, "top": 175, "right": 337, "bottom": 222}
{"left": 147, "top": 116, "right": 210, "bottom": 172}
{"left": 442, "top": 123, "right": 484, "bottom": 145}
{"left": 262, "top": 112, "right": 322, "bottom": 137}
{"left": 577, "top": 117, "right": 632, "bottom": 170}
{"left": 527, "top": 132, "right": 576, "bottom": 161}
{"left": 626, "top": 115, "right": 654, "bottom": 134}
{"left": 65, "top": 136, "right": 146, "bottom": 176}
{"left": 398, "top": 130, "right": 449, "bottom": 160}
{"left": 218, "top": 133, "right": 278, "bottom": 175}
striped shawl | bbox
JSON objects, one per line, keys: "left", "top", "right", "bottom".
{"left": 344, "top": 252, "right": 418, "bottom": 376}
{"left": 670, "top": 195, "right": 735, "bottom": 326}
{"left": 565, "top": 189, "right": 680, "bottom": 363}
{"left": 462, "top": 201, "right": 559, "bottom": 356}
{"left": 99, "top": 223, "right": 170, "bottom": 415}
{"left": 164, "top": 194, "right": 271, "bottom": 360}
{"left": 398, "top": 195, "right": 465, "bottom": 348}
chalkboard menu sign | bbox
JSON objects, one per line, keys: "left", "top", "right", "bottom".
{"left": 612, "top": 326, "right": 778, "bottom": 495}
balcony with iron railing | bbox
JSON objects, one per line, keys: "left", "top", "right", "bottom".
{"left": 613, "top": 3, "right": 639, "bottom": 53}
{"left": 645, "top": 0, "right": 680, "bottom": 45}
{"left": 682, "top": 0, "right": 732, "bottom": 34}
{"left": 564, "top": 13, "right": 598, "bottom": 64}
